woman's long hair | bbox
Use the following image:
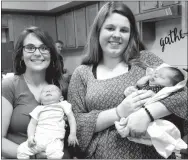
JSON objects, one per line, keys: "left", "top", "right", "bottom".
{"left": 82, "top": 2, "right": 146, "bottom": 68}
{"left": 13, "top": 26, "right": 67, "bottom": 96}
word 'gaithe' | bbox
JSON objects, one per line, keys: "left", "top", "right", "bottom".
{"left": 160, "top": 27, "right": 187, "bottom": 52}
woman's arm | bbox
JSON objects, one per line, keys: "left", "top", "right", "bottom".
{"left": 95, "top": 90, "right": 155, "bottom": 132}
{"left": 95, "top": 108, "right": 120, "bottom": 132}
{"left": 126, "top": 88, "right": 187, "bottom": 137}
{"left": 68, "top": 66, "right": 101, "bottom": 152}
{"left": 159, "top": 87, "right": 187, "bottom": 119}
{"left": 146, "top": 101, "right": 172, "bottom": 119}
{"left": 2, "top": 97, "right": 18, "bottom": 158}
{"left": 125, "top": 101, "right": 172, "bottom": 137}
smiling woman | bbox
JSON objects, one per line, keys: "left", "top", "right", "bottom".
{"left": 99, "top": 13, "right": 130, "bottom": 59}
{"left": 67, "top": 2, "right": 187, "bottom": 159}
{"left": 1, "top": 26, "right": 70, "bottom": 158}
{"left": 22, "top": 38, "right": 50, "bottom": 71}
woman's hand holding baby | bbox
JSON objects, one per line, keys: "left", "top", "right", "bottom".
{"left": 115, "top": 108, "right": 151, "bottom": 138}
{"left": 117, "top": 90, "right": 155, "bottom": 118}
{"left": 124, "top": 108, "right": 151, "bottom": 138}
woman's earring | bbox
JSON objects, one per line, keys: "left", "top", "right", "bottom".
{"left": 20, "top": 60, "right": 23, "bottom": 69}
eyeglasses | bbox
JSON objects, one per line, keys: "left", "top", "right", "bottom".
{"left": 23, "top": 44, "right": 50, "bottom": 54}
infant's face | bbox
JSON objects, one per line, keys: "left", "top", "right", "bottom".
{"left": 40, "top": 85, "right": 62, "bottom": 105}
{"left": 149, "top": 68, "right": 174, "bottom": 87}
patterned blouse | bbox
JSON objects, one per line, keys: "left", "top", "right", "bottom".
{"left": 68, "top": 51, "right": 187, "bottom": 159}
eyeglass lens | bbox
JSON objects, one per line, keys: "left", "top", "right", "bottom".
{"left": 24, "top": 44, "right": 50, "bottom": 54}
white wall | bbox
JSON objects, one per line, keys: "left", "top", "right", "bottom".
{"left": 149, "top": 18, "right": 187, "bottom": 69}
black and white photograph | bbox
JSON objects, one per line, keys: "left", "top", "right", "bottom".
{"left": 1, "top": 1, "right": 188, "bottom": 159}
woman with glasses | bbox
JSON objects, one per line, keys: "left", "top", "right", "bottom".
{"left": 2, "top": 26, "right": 70, "bottom": 158}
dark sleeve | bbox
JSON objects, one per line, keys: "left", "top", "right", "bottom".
{"left": 2, "top": 77, "right": 15, "bottom": 106}
{"left": 140, "top": 50, "right": 164, "bottom": 67}
{"left": 160, "top": 87, "right": 188, "bottom": 120}
{"left": 67, "top": 66, "right": 101, "bottom": 152}
{"left": 140, "top": 51, "right": 188, "bottom": 120}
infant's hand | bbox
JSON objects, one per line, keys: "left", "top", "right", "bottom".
{"left": 28, "top": 136, "right": 36, "bottom": 148}
{"left": 68, "top": 134, "right": 79, "bottom": 147}
{"left": 124, "top": 86, "right": 138, "bottom": 97}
